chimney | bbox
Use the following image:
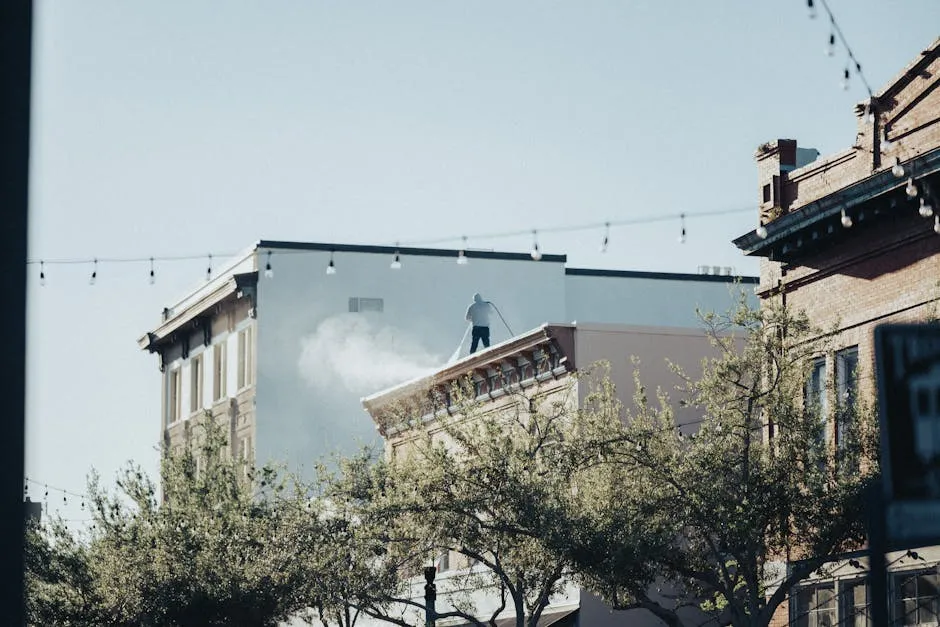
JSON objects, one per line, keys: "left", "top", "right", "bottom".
{"left": 755, "top": 139, "right": 797, "bottom": 225}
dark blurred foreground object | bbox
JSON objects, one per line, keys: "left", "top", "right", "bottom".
{"left": 0, "top": 0, "right": 33, "bottom": 625}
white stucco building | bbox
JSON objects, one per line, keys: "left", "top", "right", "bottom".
{"left": 139, "top": 240, "right": 757, "bottom": 475}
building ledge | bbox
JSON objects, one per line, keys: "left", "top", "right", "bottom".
{"left": 138, "top": 272, "right": 257, "bottom": 352}
{"left": 734, "top": 146, "right": 940, "bottom": 263}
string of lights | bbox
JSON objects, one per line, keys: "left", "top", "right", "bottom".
{"left": 25, "top": 206, "right": 756, "bottom": 284}
{"left": 805, "top": 0, "right": 874, "bottom": 97}
{"left": 24, "top": 477, "right": 87, "bottom": 505}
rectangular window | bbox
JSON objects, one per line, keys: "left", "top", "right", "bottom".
{"left": 806, "top": 357, "right": 828, "bottom": 425}
{"left": 895, "top": 571, "right": 940, "bottom": 626}
{"left": 167, "top": 368, "right": 182, "bottom": 425}
{"left": 835, "top": 347, "right": 860, "bottom": 465}
{"left": 436, "top": 550, "right": 450, "bottom": 573}
{"left": 213, "top": 342, "right": 227, "bottom": 402}
{"left": 237, "top": 326, "right": 253, "bottom": 390}
{"left": 796, "top": 583, "right": 835, "bottom": 627}
{"left": 239, "top": 436, "right": 252, "bottom": 478}
{"left": 842, "top": 579, "right": 870, "bottom": 627}
{"left": 190, "top": 354, "right": 204, "bottom": 414}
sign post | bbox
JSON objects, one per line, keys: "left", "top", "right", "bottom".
{"left": 873, "top": 324, "right": 940, "bottom": 622}
{"left": 424, "top": 566, "right": 437, "bottom": 627}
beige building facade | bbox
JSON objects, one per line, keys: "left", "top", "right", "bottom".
{"left": 362, "top": 322, "right": 728, "bottom": 627}
{"left": 141, "top": 241, "right": 755, "bottom": 479}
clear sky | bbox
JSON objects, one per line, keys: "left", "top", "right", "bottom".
{"left": 26, "top": 1, "right": 940, "bottom": 522}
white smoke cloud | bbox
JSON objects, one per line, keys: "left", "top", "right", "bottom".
{"left": 297, "top": 314, "right": 444, "bottom": 395}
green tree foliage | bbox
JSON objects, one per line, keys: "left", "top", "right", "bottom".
{"left": 26, "top": 302, "right": 879, "bottom": 627}
{"left": 25, "top": 517, "right": 104, "bottom": 626}
{"left": 549, "top": 301, "right": 880, "bottom": 627}
{"left": 327, "top": 379, "right": 615, "bottom": 627}
{"left": 25, "top": 418, "right": 330, "bottom": 627}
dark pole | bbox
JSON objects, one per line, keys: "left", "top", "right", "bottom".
{"left": 0, "top": 0, "right": 32, "bottom": 625}
{"left": 866, "top": 480, "right": 889, "bottom": 626}
{"left": 424, "top": 566, "right": 437, "bottom": 627}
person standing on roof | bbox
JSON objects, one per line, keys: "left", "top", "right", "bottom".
{"left": 465, "top": 292, "right": 494, "bottom": 354}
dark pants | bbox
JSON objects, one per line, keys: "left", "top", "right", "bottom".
{"left": 470, "top": 326, "right": 490, "bottom": 354}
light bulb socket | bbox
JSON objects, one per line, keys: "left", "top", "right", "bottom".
{"left": 919, "top": 198, "right": 934, "bottom": 218}
{"left": 326, "top": 251, "right": 336, "bottom": 275}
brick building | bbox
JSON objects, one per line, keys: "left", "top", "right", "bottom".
{"left": 733, "top": 37, "right": 940, "bottom": 627}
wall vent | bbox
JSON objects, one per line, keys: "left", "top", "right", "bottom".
{"left": 349, "top": 297, "right": 384, "bottom": 313}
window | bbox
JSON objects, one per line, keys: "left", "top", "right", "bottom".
{"left": 835, "top": 347, "right": 859, "bottom": 465}
{"left": 239, "top": 436, "right": 253, "bottom": 477}
{"left": 167, "top": 368, "right": 182, "bottom": 425}
{"left": 213, "top": 342, "right": 227, "bottom": 402}
{"left": 797, "top": 583, "right": 835, "bottom": 627}
{"left": 237, "top": 326, "right": 253, "bottom": 390}
{"left": 895, "top": 571, "right": 940, "bottom": 626}
{"left": 190, "top": 354, "right": 204, "bottom": 414}
{"left": 436, "top": 550, "right": 450, "bottom": 573}
{"left": 836, "top": 348, "right": 859, "bottom": 409}
{"left": 806, "top": 357, "right": 828, "bottom": 430}
{"left": 843, "top": 579, "right": 870, "bottom": 627}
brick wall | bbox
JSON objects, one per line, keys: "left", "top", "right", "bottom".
{"left": 760, "top": 214, "right": 940, "bottom": 398}
{"left": 750, "top": 40, "right": 940, "bottom": 627}
{"left": 757, "top": 42, "right": 940, "bottom": 217}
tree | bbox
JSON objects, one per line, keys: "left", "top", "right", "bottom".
{"left": 25, "top": 417, "right": 325, "bottom": 627}
{"left": 25, "top": 516, "right": 105, "bottom": 626}
{"left": 327, "top": 378, "right": 613, "bottom": 627}
{"left": 548, "top": 301, "right": 880, "bottom": 627}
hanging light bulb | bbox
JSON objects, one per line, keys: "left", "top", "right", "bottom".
{"left": 807, "top": 0, "right": 816, "bottom": 19}
{"left": 390, "top": 246, "right": 402, "bottom": 270}
{"left": 882, "top": 131, "right": 893, "bottom": 151}
{"left": 326, "top": 251, "right": 336, "bottom": 275}
{"left": 148, "top": 257, "right": 156, "bottom": 285}
{"left": 39, "top": 260, "right": 46, "bottom": 287}
{"left": 530, "top": 230, "right": 542, "bottom": 261}
{"left": 892, "top": 157, "right": 905, "bottom": 178}
{"left": 89, "top": 259, "right": 98, "bottom": 285}
{"left": 678, "top": 214, "right": 686, "bottom": 243}
{"left": 600, "top": 222, "right": 610, "bottom": 253}
{"left": 840, "top": 208, "right": 853, "bottom": 228}
{"left": 825, "top": 32, "right": 835, "bottom": 57}
{"left": 919, "top": 197, "right": 934, "bottom": 218}
{"left": 756, "top": 225, "right": 768, "bottom": 239}
{"left": 840, "top": 66, "right": 850, "bottom": 91}
{"left": 206, "top": 254, "right": 213, "bottom": 281}
{"left": 457, "top": 236, "right": 469, "bottom": 265}
{"left": 264, "top": 251, "right": 273, "bottom": 278}
{"left": 906, "top": 178, "right": 918, "bottom": 198}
